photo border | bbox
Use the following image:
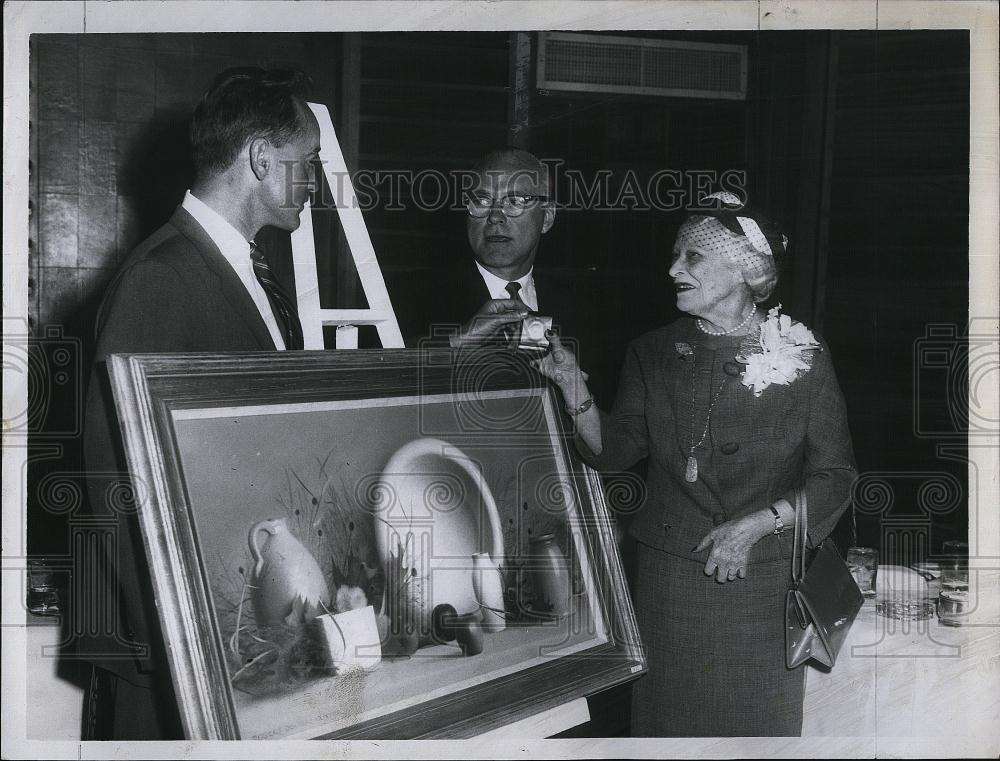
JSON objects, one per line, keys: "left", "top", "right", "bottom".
{"left": 3, "top": 1, "right": 997, "bottom": 758}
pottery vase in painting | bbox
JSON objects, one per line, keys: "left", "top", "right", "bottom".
{"left": 248, "top": 517, "right": 330, "bottom": 627}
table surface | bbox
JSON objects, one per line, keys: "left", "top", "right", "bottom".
{"left": 25, "top": 615, "right": 87, "bottom": 741}
{"left": 800, "top": 572, "right": 1000, "bottom": 746}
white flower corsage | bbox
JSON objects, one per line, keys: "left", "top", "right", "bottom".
{"left": 738, "top": 305, "right": 820, "bottom": 396}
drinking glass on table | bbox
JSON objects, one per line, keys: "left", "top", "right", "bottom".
{"left": 846, "top": 546, "right": 878, "bottom": 598}
{"left": 26, "top": 557, "right": 61, "bottom": 616}
{"left": 940, "top": 540, "right": 969, "bottom": 592}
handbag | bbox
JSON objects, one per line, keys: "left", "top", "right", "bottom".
{"left": 785, "top": 488, "right": 864, "bottom": 669}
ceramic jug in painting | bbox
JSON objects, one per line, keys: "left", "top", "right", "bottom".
{"left": 248, "top": 518, "right": 330, "bottom": 627}
{"left": 528, "top": 532, "right": 571, "bottom": 617}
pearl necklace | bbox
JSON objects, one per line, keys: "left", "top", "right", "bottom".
{"left": 696, "top": 305, "right": 757, "bottom": 336}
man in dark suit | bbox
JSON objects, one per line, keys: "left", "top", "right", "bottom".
{"left": 412, "top": 148, "right": 551, "bottom": 347}
{"left": 79, "top": 67, "right": 320, "bottom": 739}
{"left": 409, "top": 148, "right": 617, "bottom": 404}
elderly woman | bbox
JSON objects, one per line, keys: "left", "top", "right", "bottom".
{"left": 537, "top": 192, "right": 856, "bottom": 737}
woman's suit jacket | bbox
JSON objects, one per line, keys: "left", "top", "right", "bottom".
{"left": 580, "top": 317, "right": 857, "bottom": 564}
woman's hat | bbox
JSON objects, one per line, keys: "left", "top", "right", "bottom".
{"left": 688, "top": 191, "right": 788, "bottom": 259}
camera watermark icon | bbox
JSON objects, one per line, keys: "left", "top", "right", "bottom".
{"left": 913, "top": 320, "right": 999, "bottom": 438}
{"left": 3, "top": 321, "right": 83, "bottom": 438}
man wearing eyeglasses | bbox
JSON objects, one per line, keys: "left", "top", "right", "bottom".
{"left": 411, "top": 149, "right": 556, "bottom": 349}
{"left": 397, "top": 148, "right": 626, "bottom": 405}
{"left": 462, "top": 147, "right": 554, "bottom": 326}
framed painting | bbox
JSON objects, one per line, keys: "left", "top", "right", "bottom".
{"left": 107, "top": 347, "right": 646, "bottom": 739}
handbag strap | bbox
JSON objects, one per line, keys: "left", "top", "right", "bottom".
{"left": 791, "top": 487, "right": 808, "bottom": 584}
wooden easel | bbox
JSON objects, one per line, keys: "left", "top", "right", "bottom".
{"left": 289, "top": 102, "right": 404, "bottom": 350}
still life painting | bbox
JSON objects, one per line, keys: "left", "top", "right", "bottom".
{"left": 108, "top": 349, "right": 644, "bottom": 739}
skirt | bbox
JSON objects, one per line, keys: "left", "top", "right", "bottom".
{"left": 630, "top": 542, "right": 805, "bottom": 737}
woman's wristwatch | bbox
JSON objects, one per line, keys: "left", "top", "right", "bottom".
{"left": 769, "top": 505, "right": 785, "bottom": 535}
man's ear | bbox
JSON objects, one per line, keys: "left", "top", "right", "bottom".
{"left": 541, "top": 204, "right": 556, "bottom": 234}
{"left": 249, "top": 137, "right": 270, "bottom": 181}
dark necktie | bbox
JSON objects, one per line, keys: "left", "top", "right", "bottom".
{"left": 505, "top": 281, "right": 525, "bottom": 305}
{"left": 250, "top": 241, "right": 304, "bottom": 350}
{"left": 503, "top": 281, "right": 526, "bottom": 345}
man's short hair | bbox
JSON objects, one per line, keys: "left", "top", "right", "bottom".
{"left": 189, "top": 67, "right": 313, "bottom": 178}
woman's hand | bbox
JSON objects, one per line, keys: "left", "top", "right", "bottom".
{"left": 694, "top": 512, "right": 772, "bottom": 583}
{"left": 532, "top": 333, "right": 588, "bottom": 402}
{"left": 533, "top": 333, "right": 603, "bottom": 454}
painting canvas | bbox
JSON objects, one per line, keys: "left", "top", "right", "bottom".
{"left": 107, "top": 348, "right": 644, "bottom": 739}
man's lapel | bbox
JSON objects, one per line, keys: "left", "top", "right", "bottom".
{"left": 455, "top": 256, "right": 493, "bottom": 320}
{"left": 533, "top": 266, "right": 588, "bottom": 355}
{"left": 169, "top": 207, "right": 277, "bottom": 350}
{"left": 532, "top": 267, "right": 552, "bottom": 314}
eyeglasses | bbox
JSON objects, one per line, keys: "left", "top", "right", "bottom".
{"left": 466, "top": 193, "right": 548, "bottom": 218}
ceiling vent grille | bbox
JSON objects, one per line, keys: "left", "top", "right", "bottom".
{"left": 537, "top": 32, "right": 747, "bottom": 100}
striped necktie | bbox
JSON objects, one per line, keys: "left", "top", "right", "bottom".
{"left": 249, "top": 241, "right": 304, "bottom": 350}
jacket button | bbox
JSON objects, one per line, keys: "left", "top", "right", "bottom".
{"left": 711, "top": 512, "right": 726, "bottom": 526}
{"left": 721, "top": 441, "right": 740, "bottom": 454}
{"left": 723, "top": 361, "right": 743, "bottom": 377}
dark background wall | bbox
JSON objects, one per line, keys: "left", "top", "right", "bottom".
{"left": 26, "top": 29, "right": 970, "bottom": 734}
{"left": 823, "top": 32, "right": 970, "bottom": 555}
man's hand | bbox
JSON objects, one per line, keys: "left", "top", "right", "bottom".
{"left": 694, "top": 512, "right": 772, "bottom": 583}
{"left": 449, "top": 298, "right": 528, "bottom": 349}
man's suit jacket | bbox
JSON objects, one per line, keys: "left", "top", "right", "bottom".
{"left": 401, "top": 256, "right": 624, "bottom": 405}
{"left": 81, "top": 206, "right": 278, "bottom": 687}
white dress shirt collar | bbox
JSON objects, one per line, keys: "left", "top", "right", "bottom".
{"left": 181, "top": 190, "right": 250, "bottom": 262}
{"left": 474, "top": 261, "right": 538, "bottom": 312}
